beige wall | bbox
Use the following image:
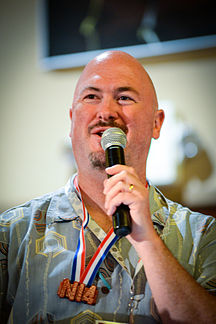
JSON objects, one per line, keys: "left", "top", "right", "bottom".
{"left": 0, "top": 0, "right": 216, "bottom": 212}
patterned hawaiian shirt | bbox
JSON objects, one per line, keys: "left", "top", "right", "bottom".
{"left": 0, "top": 174, "right": 216, "bottom": 324}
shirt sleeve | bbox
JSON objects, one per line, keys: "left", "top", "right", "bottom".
{"left": 195, "top": 216, "right": 216, "bottom": 295}
{"left": 0, "top": 240, "right": 10, "bottom": 323}
{"left": 0, "top": 208, "right": 15, "bottom": 324}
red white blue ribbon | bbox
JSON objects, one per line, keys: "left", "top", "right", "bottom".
{"left": 70, "top": 175, "right": 118, "bottom": 286}
{"left": 71, "top": 176, "right": 89, "bottom": 282}
{"left": 80, "top": 227, "right": 118, "bottom": 286}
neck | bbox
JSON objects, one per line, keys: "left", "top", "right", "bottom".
{"left": 77, "top": 168, "right": 106, "bottom": 208}
{"left": 77, "top": 168, "right": 113, "bottom": 233}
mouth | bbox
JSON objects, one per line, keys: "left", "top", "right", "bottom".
{"left": 91, "top": 127, "right": 111, "bottom": 138}
{"left": 88, "top": 121, "right": 128, "bottom": 139}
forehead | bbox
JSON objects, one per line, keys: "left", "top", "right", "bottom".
{"left": 76, "top": 63, "right": 149, "bottom": 96}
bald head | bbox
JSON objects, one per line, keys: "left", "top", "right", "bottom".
{"left": 73, "top": 50, "right": 158, "bottom": 111}
{"left": 88, "top": 50, "right": 144, "bottom": 71}
{"left": 70, "top": 50, "right": 164, "bottom": 177}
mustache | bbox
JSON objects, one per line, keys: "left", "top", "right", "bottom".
{"left": 88, "top": 120, "right": 128, "bottom": 135}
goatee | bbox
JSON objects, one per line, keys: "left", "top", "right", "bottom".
{"left": 89, "top": 152, "right": 106, "bottom": 170}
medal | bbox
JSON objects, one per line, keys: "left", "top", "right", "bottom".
{"left": 58, "top": 176, "right": 118, "bottom": 304}
{"left": 57, "top": 279, "right": 98, "bottom": 305}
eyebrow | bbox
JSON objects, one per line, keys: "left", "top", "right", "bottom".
{"left": 115, "top": 87, "right": 140, "bottom": 96}
{"left": 80, "top": 86, "right": 100, "bottom": 95}
{"left": 80, "top": 86, "right": 140, "bottom": 96}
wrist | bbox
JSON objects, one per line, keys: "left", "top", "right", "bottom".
{"left": 128, "top": 226, "right": 161, "bottom": 255}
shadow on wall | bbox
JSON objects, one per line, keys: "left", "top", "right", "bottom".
{"left": 158, "top": 128, "right": 214, "bottom": 213}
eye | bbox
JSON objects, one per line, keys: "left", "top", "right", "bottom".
{"left": 84, "top": 94, "right": 96, "bottom": 100}
{"left": 117, "top": 95, "right": 136, "bottom": 105}
{"left": 119, "top": 95, "right": 131, "bottom": 101}
{"left": 83, "top": 94, "right": 100, "bottom": 103}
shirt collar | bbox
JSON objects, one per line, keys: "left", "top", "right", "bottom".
{"left": 46, "top": 175, "right": 81, "bottom": 224}
{"left": 47, "top": 175, "right": 169, "bottom": 227}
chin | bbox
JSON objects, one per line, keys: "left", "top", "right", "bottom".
{"left": 88, "top": 152, "right": 106, "bottom": 170}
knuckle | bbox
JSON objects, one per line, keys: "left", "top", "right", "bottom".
{"left": 128, "top": 166, "right": 134, "bottom": 173}
{"left": 120, "top": 170, "right": 127, "bottom": 178}
{"left": 118, "top": 180, "right": 124, "bottom": 187}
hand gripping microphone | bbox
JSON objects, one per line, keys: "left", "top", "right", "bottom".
{"left": 101, "top": 127, "right": 132, "bottom": 237}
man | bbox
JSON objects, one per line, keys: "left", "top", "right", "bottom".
{"left": 0, "top": 51, "right": 216, "bottom": 324}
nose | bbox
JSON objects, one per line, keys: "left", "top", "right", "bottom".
{"left": 96, "top": 97, "right": 119, "bottom": 121}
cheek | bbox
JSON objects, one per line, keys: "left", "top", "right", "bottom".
{"left": 70, "top": 114, "right": 85, "bottom": 148}
{"left": 70, "top": 108, "right": 87, "bottom": 133}
{"left": 72, "top": 104, "right": 95, "bottom": 128}
{"left": 70, "top": 107, "right": 93, "bottom": 151}
{"left": 130, "top": 114, "right": 154, "bottom": 136}
{"left": 127, "top": 114, "right": 154, "bottom": 153}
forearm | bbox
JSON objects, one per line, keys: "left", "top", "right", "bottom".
{"left": 103, "top": 165, "right": 216, "bottom": 322}
{"left": 133, "top": 234, "right": 216, "bottom": 324}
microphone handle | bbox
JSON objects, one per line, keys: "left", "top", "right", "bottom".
{"left": 105, "top": 146, "right": 132, "bottom": 237}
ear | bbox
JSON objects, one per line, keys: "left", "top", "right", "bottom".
{"left": 69, "top": 107, "right": 72, "bottom": 120}
{"left": 152, "top": 109, "right": 165, "bottom": 139}
{"left": 69, "top": 107, "right": 73, "bottom": 138}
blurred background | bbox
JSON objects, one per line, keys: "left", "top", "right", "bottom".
{"left": 0, "top": 0, "right": 216, "bottom": 216}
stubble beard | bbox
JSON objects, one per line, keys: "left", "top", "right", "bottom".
{"left": 88, "top": 151, "right": 106, "bottom": 170}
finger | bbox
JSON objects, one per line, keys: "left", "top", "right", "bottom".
{"left": 105, "top": 165, "right": 134, "bottom": 177}
{"left": 104, "top": 169, "right": 136, "bottom": 195}
{"left": 104, "top": 180, "right": 131, "bottom": 209}
{"left": 106, "top": 192, "right": 135, "bottom": 216}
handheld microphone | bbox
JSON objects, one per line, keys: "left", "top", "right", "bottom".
{"left": 101, "top": 127, "right": 132, "bottom": 237}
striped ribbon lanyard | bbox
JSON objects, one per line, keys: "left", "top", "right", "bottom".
{"left": 57, "top": 175, "right": 118, "bottom": 305}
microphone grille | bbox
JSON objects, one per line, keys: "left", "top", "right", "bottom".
{"left": 101, "top": 127, "right": 127, "bottom": 151}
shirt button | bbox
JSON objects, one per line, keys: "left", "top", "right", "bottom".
{"left": 101, "top": 286, "right": 109, "bottom": 294}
